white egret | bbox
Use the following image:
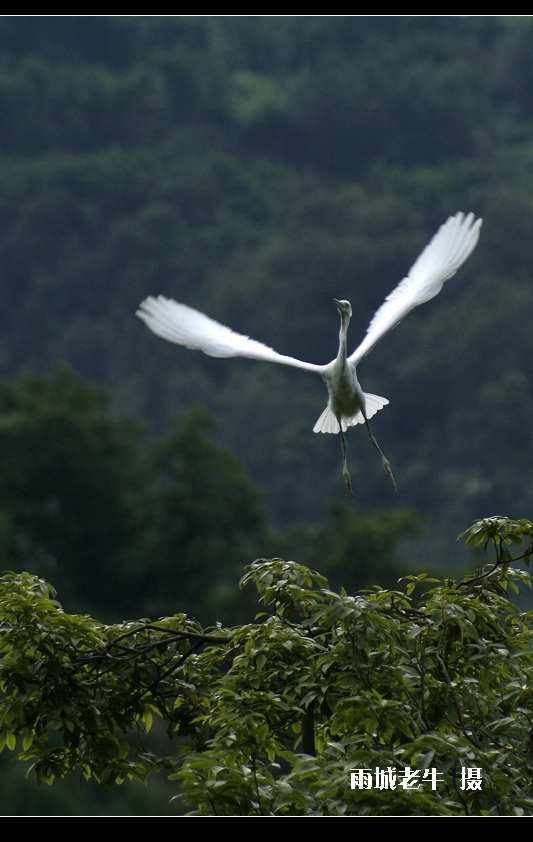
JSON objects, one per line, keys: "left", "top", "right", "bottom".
{"left": 137, "top": 211, "right": 482, "bottom": 499}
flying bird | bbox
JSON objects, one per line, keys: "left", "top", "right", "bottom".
{"left": 137, "top": 211, "right": 482, "bottom": 500}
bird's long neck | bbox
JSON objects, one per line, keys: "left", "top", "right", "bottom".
{"left": 337, "top": 313, "right": 350, "bottom": 369}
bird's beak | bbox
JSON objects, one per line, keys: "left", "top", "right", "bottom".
{"left": 333, "top": 298, "right": 341, "bottom": 308}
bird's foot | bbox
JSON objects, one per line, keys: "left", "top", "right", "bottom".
{"left": 382, "top": 456, "right": 397, "bottom": 492}
{"left": 343, "top": 465, "right": 353, "bottom": 501}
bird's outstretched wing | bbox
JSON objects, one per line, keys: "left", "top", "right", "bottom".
{"left": 136, "top": 295, "right": 325, "bottom": 373}
{"left": 347, "top": 212, "right": 482, "bottom": 366}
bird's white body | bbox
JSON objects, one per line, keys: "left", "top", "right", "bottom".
{"left": 137, "top": 212, "right": 482, "bottom": 496}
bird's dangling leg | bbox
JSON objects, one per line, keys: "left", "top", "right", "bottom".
{"left": 337, "top": 419, "right": 353, "bottom": 500}
{"left": 364, "top": 419, "right": 397, "bottom": 492}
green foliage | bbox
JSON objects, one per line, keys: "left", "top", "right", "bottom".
{"left": 0, "top": 369, "right": 275, "bottom": 624}
{"left": 2, "top": 517, "right": 533, "bottom": 815}
{"left": 0, "top": 570, "right": 214, "bottom": 787}
{"left": 143, "top": 403, "right": 270, "bottom": 623}
{"left": 0, "top": 365, "right": 151, "bottom": 616}
{"left": 282, "top": 502, "right": 424, "bottom": 595}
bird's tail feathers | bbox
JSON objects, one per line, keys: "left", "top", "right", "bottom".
{"left": 364, "top": 393, "right": 390, "bottom": 419}
{"left": 313, "top": 393, "right": 389, "bottom": 434}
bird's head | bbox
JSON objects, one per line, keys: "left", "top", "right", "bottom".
{"left": 333, "top": 299, "right": 352, "bottom": 319}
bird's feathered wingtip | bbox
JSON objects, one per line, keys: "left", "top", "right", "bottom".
{"left": 347, "top": 210, "right": 482, "bottom": 366}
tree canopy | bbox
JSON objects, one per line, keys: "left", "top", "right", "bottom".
{"left": 1, "top": 516, "right": 533, "bottom": 816}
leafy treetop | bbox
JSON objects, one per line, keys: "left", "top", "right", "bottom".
{"left": 1, "top": 516, "right": 533, "bottom": 815}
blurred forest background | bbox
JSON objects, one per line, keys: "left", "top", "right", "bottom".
{"left": 1, "top": 14, "right": 533, "bottom": 814}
